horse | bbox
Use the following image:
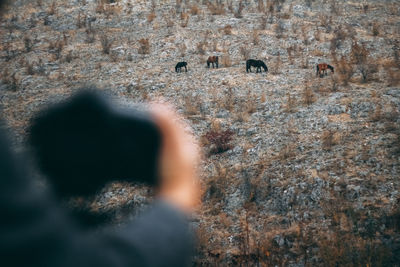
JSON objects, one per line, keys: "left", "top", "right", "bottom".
{"left": 207, "top": 56, "right": 219, "bottom": 68}
{"left": 246, "top": 59, "right": 268, "bottom": 73}
{"left": 175, "top": 61, "right": 187, "bottom": 72}
{"left": 316, "top": 63, "right": 334, "bottom": 77}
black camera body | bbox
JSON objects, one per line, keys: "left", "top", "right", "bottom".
{"left": 28, "top": 90, "right": 162, "bottom": 198}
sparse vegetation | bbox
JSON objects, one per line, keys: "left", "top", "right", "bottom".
{"left": 2, "top": 1, "right": 400, "bottom": 266}
{"left": 138, "top": 38, "right": 150, "bottom": 55}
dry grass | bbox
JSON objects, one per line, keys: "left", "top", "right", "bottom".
{"left": 302, "top": 85, "right": 315, "bottom": 105}
{"left": 207, "top": 1, "right": 225, "bottom": 15}
{"left": 147, "top": 11, "right": 156, "bottom": 23}
{"left": 321, "top": 129, "right": 338, "bottom": 150}
{"left": 220, "top": 53, "right": 232, "bottom": 68}
{"left": 284, "top": 93, "right": 296, "bottom": 113}
{"left": 223, "top": 25, "right": 232, "bottom": 35}
{"left": 138, "top": 38, "right": 150, "bottom": 54}
{"left": 100, "top": 34, "right": 112, "bottom": 54}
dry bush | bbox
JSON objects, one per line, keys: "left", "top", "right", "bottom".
{"left": 100, "top": 34, "right": 113, "bottom": 54}
{"left": 252, "top": 30, "right": 260, "bottom": 45}
{"left": 196, "top": 41, "right": 206, "bottom": 55}
{"left": 336, "top": 56, "right": 355, "bottom": 85}
{"left": 321, "top": 129, "right": 337, "bottom": 150}
{"left": 257, "top": 0, "right": 265, "bottom": 13}
{"left": 369, "top": 105, "right": 383, "bottom": 122}
{"left": 371, "top": 21, "right": 380, "bottom": 36}
{"left": 300, "top": 52, "right": 309, "bottom": 69}
{"left": 24, "top": 36, "right": 33, "bottom": 52}
{"left": 64, "top": 50, "right": 74, "bottom": 63}
{"left": 180, "top": 12, "right": 189, "bottom": 27}
{"left": 147, "top": 11, "right": 156, "bottom": 23}
{"left": 259, "top": 15, "right": 268, "bottom": 30}
{"left": 286, "top": 44, "right": 297, "bottom": 65}
{"left": 387, "top": 68, "right": 400, "bottom": 86}
{"left": 351, "top": 41, "right": 378, "bottom": 83}
{"left": 48, "top": 39, "right": 64, "bottom": 60}
{"left": 284, "top": 93, "right": 296, "bottom": 113}
{"left": 138, "top": 38, "right": 150, "bottom": 54}
{"left": 204, "top": 128, "right": 234, "bottom": 155}
{"left": 274, "top": 20, "right": 285, "bottom": 38}
{"left": 26, "top": 61, "right": 35, "bottom": 75}
{"left": 223, "top": 25, "right": 232, "bottom": 35}
{"left": 2, "top": 70, "right": 18, "bottom": 91}
{"left": 302, "top": 85, "right": 315, "bottom": 105}
{"left": 314, "top": 28, "right": 321, "bottom": 42}
{"left": 190, "top": 4, "right": 200, "bottom": 15}
{"left": 234, "top": 0, "right": 244, "bottom": 18}
{"left": 184, "top": 94, "right": 200, "bottom": 115}
{"left": 48, "top": 1, "right": 56, "bottom": 15}
{"left": 76, "top": 12, "right": 85, "bottom": 28}
{"left": 221, "top": 53, "right": 232, "bottom": 67}
{"left": 271, "top": 52, "right": 282, "bottom": 75}
{"left": 279, "top": 142, "right": 296, "bottom": 160}
{"left": 240, "top": 46, "right": 250, "bottom": 60}
{"left": 301, "top": 25, "right": 310, "bottom": 45}
{"left": 329, "top": 0, "right": 341, "bottom": 15}
{"left": 207, "top": 1, "right": 225, "bottom": 15}
{"left": 319, "top": 14, "right": 332, "bottom": 32}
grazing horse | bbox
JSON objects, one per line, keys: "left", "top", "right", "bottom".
{"left": 246, "top": 59, "right": 268, "bottom": 73}
{"left": 175, "top": 61, "right": 187, "bottom": 73}
{"left": 316, "top": 63, "right": 334, "bottom": 77}
{"left": 207, "top": 56, "right": 219, "bottom": 68}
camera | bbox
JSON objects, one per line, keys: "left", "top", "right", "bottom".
{"left": 28, "top": 89, "right": 162, "bottom": 198}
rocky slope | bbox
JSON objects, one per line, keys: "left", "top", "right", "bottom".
{"left": 1, "top": 0, "right": 399, "bottom": 265}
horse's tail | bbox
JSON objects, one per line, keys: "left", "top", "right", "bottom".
{"left": 316, "top": 65, "right": 319, "bottom": 76}
{"left": 246, "top": 60, "right": 249, "bottom": 72}
{"left": 207, "top": 61, "right": 210, "bottom": 68}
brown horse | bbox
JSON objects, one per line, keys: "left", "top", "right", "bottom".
{"left": 207, "top": 56, "right": 219, "bottom": 68}
{"left": 316, "top": 63, "right": 334, "bottom": 77}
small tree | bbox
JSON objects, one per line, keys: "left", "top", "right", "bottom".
{"left": 351, "top": 41, "right": 377, "bottom": 83}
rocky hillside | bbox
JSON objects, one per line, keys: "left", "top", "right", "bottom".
{"left": 1, "top": 0, "right": 400, "bottom": 266}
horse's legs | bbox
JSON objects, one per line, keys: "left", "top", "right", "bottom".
{"left": 216, "top": 62, "right": 218, "bottom": 68}
{"left": 185, "top": 66, "right": 187, "bottom": 72}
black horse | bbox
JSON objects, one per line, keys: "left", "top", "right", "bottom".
{"left": 246, "top": 59, "right": 268, "bottom": 73}
{"left": 175, "top": 61, "right": 187, "bottom": 72}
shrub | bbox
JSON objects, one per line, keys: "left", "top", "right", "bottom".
{"left": 138, "top": 38, "right": 150, "bottom": 54}
{"left": 275, "top": 20, "right": 284, "bottom": 38}
{"left": 285, "top": 93, "right": 296, "bottom": 113}
{"left": 24, "top": 36, "right": 33, "bottom": 52}
{"left": 196, "top": 41, "right": 206, "bottom": 55}
{"left": 2, "top": 70, "right": 18, "bottom": 91}
{"left": 303, "top": 85, "right": 315, "bottom": 105}
{"left": 204, "top": 129, "right": 234, "bottom": 154}
{"left": 147, "top": 11, "right": 156, "bottom": 23}
{"left": 240, "top": 46, "right": 250, "bottom": 60}
{"left": 221, "top": 53, "right": 232, "bottom": 67}
{"left": 337, "top": 56, "right": 355, "bottom": 85}
{"left": 223, "top": 25, "right": 232, "bottom": 35}
{"left": 321, "top": 130, "right": 337, "bottom": 150}
{"left": 190, "top": 4, "right": 200, "bottom": 15}
{"left": 351, "top": 41, "right": 377, "bottom": 83}
{"left": 252, "top": 30, "right": 260, "bottom": 45}
{"left": 207, "top": 2, "right": 225, "bottom": 15}
{"left": 234, "top": 0, "right": 244, "bottom": 18}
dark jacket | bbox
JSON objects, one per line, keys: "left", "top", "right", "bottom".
{"left": 0, "top": 128, "right": 193, "bottom": 267}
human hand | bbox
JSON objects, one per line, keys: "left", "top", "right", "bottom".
{"left": 150, "top": 103, "right": 200, "bottom": 213}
